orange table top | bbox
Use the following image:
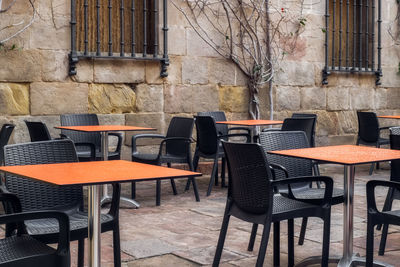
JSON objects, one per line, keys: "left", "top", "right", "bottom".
{"left": 269, "top": 145, "right": 400, "bottom": 165}
{"left": 216, "top": 120, "right": 283, "bottom": 126}
{"left": 0, "top": 160, "right": 202, "bottom": 186}
{"left": 55, "top": 125, "right": 155, "bottom": 132}
{"left": 378, "top": 115, "right": 400, "bottom": 119}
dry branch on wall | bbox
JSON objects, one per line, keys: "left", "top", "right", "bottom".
{"left": 172, "top": 0, "right": 306, "bottom": 120}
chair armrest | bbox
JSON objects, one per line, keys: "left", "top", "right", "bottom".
{"left": 272, "top": 176, "right": 333, "bottom": 207}
{"left": 0, "top": 192, "right": 22, "bottom": 213}
{"left": 219, "top": 133, "right": 251, "bottom": 143}
{"left": 74, "top": 142, "right": 96, "bottom": 161}
{"left": 367, "top": 180, "right": 400, "bottom": 215}
{"left": 108, "top": 133, "right": 123, "bottom": 154}
{"left": 132, "top": 134, "right": 165, "bottom": 154}
{"left": 158, "top": 137, "right": 193, "bottom": 158}
{"left": 262, "top": 128, "right": 281, "bottom": 132}
{"left": 269, "top": 163, "right": 289, "bottom": 179}
{"left": 379, "top": 126, "right": 392, "bottom": 131}
{"left": 0, "top": 211, "right": 70, "bottom": 254}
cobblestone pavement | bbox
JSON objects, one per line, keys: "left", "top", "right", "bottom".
{"left": 71, "top": 163, "right": 400, "bottom": 266}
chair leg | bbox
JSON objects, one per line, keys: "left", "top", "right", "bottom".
{"left": 131, "top": 182, "right": 136, "bottom": 199}
{"left": 321, "top": 214, "right": 331, "bottom": 267}
{"left": 113, "top": 223, "right": 121, "bottom": 267}
{"left": 378, "top": 223, "right": 389, "bottom": 256}
{"left": 298, "top": 217, "right": 308, "bottom": 245}
{"left": 313, "top": 162, "right": 321, "bottom": 176}
{"left": 215, "top": 164, "right": 219, "bottom": 186}
{"left": 377, "top": 189, "right": 394, "bottom": 231}
{"left": 366, "top": 218, "right": 375, "bottom": 267}
{"left": 191, "top": 177, "right": 200, "bottom": 202}
{"left": 369, "top": 163, "right": 375, "bottom": 175}
{"left": 288, "top": 219, "right": 294, "bottom": 267}
{"left": 255, "top": 223, "right": 272, "bottom": 267}
{"left": 221, "top": 157, "right": 226, "bottom": 188}
{"left": 186, "top": 153, "right": 199, "bottom": 191}
{"left": 156, "top": 180, "right": 161, "bottom": 206}
{"left": 77, "top": 239, "right": 84, "bottom": 267}
{"left": 207, "top": 156, "right": 219, "bottom": 196}
{"left": 212, "top": 213, "right": 231, "bottom": 267}
{"left": 273, "top": 222, "right": 280, "bottom": 267}
{"left": 167, "top": 163, "right": 178, "bottom": 195}
{"left": 248, "top": 223, "right": 258, "bottom": 251}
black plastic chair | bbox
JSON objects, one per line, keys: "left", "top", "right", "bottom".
{"left": 213, "top": 141, "right": 333, "bottom": 267}
{"left": 0, "top": 193, "right": 70, "bottom": 267}
{"left": 258, "top": 131, "right": 344, "bottom": 247}
{"left": 356, "top": 111, "right": 391, "bottom": 175}
{"left": 291, "top": 113, "right": 317, "bottom": 147}
{"left": 366, "top": 180, "right": 400, "bottom": 267}
{"left": 1, "top": 139, "right": 121, "bottom": 267}
{"left": 131, "top": 117, "right": 198, "bottom": 206}
{"left": 192, "top": 116, "right": 250, "bottom": 196}
{"left": 0, "top": 124, "right": 15, "bottom": 166}
{"left": 375, "top": 131, "right": 400, "bottom": 256}
{"left": 197, "top": 111, "right": 251, "bottom": 182}
{"left": 24, "top": 121, "right": 52, "bottom": 142}
{"left": 60, "top": 114, "right": 122, "bottom": 161}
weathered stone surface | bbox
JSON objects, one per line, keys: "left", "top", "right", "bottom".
{"left": 326, "top": 74, "right": 360, "bottom": 87}
{"left": 338, "top": 111, "right": 358, "bottom": 134}
{"left": 300, "top": 87, "right": 326, "bottom": 110}
{"left": 73, "top": 60, "right": 94, "bottom": 83}
{"left": 186, "top": 29, "right": 221, "bottom": 58}
{"left": 192, "top": 85, "right": 219, "bottom": 112}
{"left": 164, "top": 84, "right": 192, "bottom": 113}
{"left": 182, "top": 57, "right": 209, "bottom": 85}
{"left": 127, "top": 254, "right": 199, "bottom": 267}
{"left": 275, "top": 86, "right": 300, "bottom": 111}
{"left": 122, "top": 239, "right": 178, "bottom": 259}
{"left": 15, "top": 115, "right": 61, "bottom": 143}
{"left": 135, "top": 84, "right": 164, "bottom": 112}
{"left": 315, "top": 111, "right": 339, "bottom": 136}
{"left": 374, "top": 88, "right": 387, "bottom": 110}
{"left": 219, "top": 86, "right": 249, "bottom": 113}
{"left": 125, "top": 113, "right": 165, "bottom": 146}
{"left": 30, "top": 82, "right": 89, "bottom": 115}
{"left": 387, "top": 88, "right": 400, "bottom": 110}
{"left": 89, "top": 84, "right": 136, "bottom": 114}
{"left": 0, "top": 83, "right": 29, "bottom": 115}
{"left": 350, "top": 87, "right": 374, "bottom": 110}
{"left": 0, "top": 50, "right": 41, "bottom": 82}
{"left": 208, "top": 59, "right": 235, "bottom": 86}
{"left": 145, "top": 62, "right": 164, "bottom": 85}
{"left": 380, "top": 67, "right": 400, "bottom": 88}
{"left": 29, "top": 18, "right": 70, "bottom": 50}
{"left": 317, "top": 135, "right": 357, "bottom": 146}
{"left": 327, "top": 87, "right": 349, "bottom": 111}
{"left": 165, "top": 56, "right": 182, "bottom": 85}
{"left": 41, "top": 50, "right": 69, "bottom": 82}
{"left": 235, "top": 67, "right": 248, "bottom": 86}
{"left": 94, "top": 61, "right": 145, "bottom": 83}
{"left": 168, "top": 27, "right": 187, "bottom": 56}
{"left": 275, "top": 61, "right": 315, "bottom": 86}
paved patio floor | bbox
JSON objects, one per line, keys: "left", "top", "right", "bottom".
{"left": 71, "top": 163, "right": 400, "bottom": 266}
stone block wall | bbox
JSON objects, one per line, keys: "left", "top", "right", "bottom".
{"left": 0, "top": 0, "right": 399, "bottom": 155}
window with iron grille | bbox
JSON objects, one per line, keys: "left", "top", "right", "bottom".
{"left": 69, "top": 0, "right": 169, "bottom": 77}
{"left": 323, "top": 0, "right": 382, "bottom": 85}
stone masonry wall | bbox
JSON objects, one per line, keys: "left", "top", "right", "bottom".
{"left": 0, "top": 0, "right": 399, "bottom": 158}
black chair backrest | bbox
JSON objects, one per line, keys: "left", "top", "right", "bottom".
{"left": 357, "top": 111, "right": 379, "bottom": 143}
{"left": 197, "top": 111, "right": 228, "bottom": 136}
{"left": 60, "top": 114, "right": 101, "bottom": 151}
{"left": 165, "top": 117, "right": 194, "bottom": 156}
{"left": 194, "top": 116, "right": 219, "bottom": 155}
{"left": 259, "top": 131, "right": 312, "bottom": 191}
{"left": 0, "top": 124, "right": 15, "bottom": 166}
{"left": 25, "top": 121, "right": 52, "bottom": 142}
{"left": 222, "top": 141, "right": 273, "bottom": 214}
{"left": 281, "top": 117, "right": 314, "bottom": 148}
{"left": 390, "top": 134, "right": 400, "bottom": 183}
{"left": 4, "top": 139, "right": 83, "bottom": 212}
{"left": 291, "top": 113, "right": 317, "bottom": 146}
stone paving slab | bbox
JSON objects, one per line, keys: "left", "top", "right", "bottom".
{"left": 121, "top": 238, "right": 178, "bottom": 259}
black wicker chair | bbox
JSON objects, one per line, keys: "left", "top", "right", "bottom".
{"left": 258, "top": 131, "right": 344, "bottom": 246}
{"left": 366, "top": 180, "right": 400, "bottom": 267}
{"left": 213, "top": 141, "right": 333, "bottom": 267}
{"left": 60, "top": 114, "right": 122, "bottom": 161}
{"left": 192, "top": 116, "right": 250, "bottom": 196}
{"left": 375, "top": 130, "right": 400, "bottom": 256}
{"left": 0, "top": 124, "right": 14, "bottom": 166}
{"left": 131, "top": 117, "right": 198, "bottom": 206}
{"left": 1, "top": 139, "right": 121, "bottom": 267}
{"left": 197, "top": 111, "right": 251, "bottom": 183}
{"left": 356, "top": 111, "right": 391, "bottom": 175}
{"left": 0, "top": 193, "right": 70, "bottom": 267}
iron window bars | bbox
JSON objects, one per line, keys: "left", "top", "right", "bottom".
{"left": 323, "top": 0, "right": 382, "bottom": 85}
{"left": 69, "top": 0, "right": 169, "bottom": 77}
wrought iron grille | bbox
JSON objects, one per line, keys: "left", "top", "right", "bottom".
{"left": 69, "top": 0, "right": 169, "bottom": 77}
{"left": 323, "top": 0, "right": 382, "bottom": 85}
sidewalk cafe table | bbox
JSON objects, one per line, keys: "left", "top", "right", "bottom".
{"left": 216, "top": 119, "right": 283, "bottom": 142}
{"left": 0, "top": 160, "right": 201, "bottom": 267}
{"left": 377, "top": 115, "right": 400, "bottom": 119}
{"left": 269, "top": 145, "right": 400, "bottom": 267}
{"left": 56, "top": 125, "right": 155, "bottom": 208}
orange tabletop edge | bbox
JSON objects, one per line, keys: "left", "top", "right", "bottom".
{"left": 377, "top": 115, "right": 400, "bottom": 119}
{"left": 55, "top": 125, "right": 156, "bottom": 132}
{"left": 0, "top": 160, "right": 202, "bottom": 186}
{"left": 216, "top": 120, "right": 283, "bottom": 126}
{"left": 269, "top": 144, "right": 400, "bottom": 165}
